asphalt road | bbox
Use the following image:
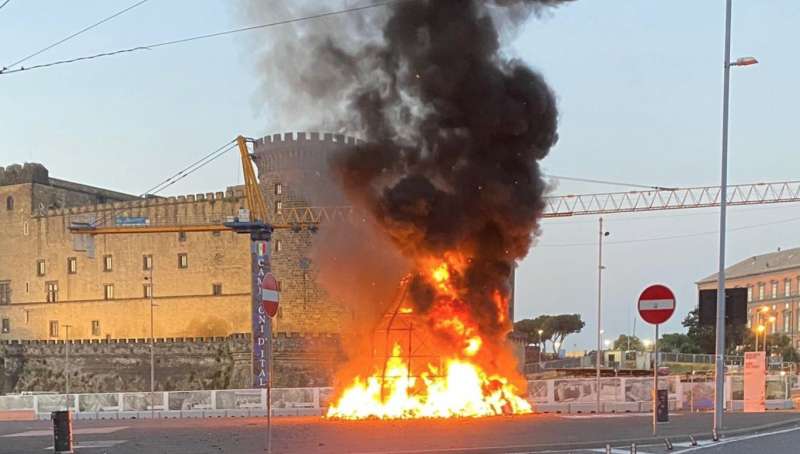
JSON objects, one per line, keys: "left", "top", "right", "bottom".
{"left": 1, "top": 412, "right": 799, "bottom": 454}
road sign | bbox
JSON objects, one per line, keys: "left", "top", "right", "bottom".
{"left": 261, "top": 272, "right": 280, "bottom": 318}
{"left": 638, "top": 284, "right": 676, "bottom": 325}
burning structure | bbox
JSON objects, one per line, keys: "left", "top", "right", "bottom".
{"left": 252, "top": 0, "right": 566, "bottom": 418}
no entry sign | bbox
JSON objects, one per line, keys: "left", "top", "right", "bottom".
{"left": 638, "top": 284, "right": 676, "bottom": 325}
{"left": 261, "top": 272, "right": 280, "bottom": 318}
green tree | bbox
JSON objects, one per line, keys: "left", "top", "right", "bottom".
{"left": 612, "top": 334, "right": 643, "bottom": 351}
{"left": 683, "top": 308, "right": 756, "bottom": 354}
{"left": 514, "top": 316, "right": 553, "bottom": 346}
{"left": 548, "top": 314, "right": 585, "bottom": 354}
{"left": 659, "top": 333, "right": 701, "bottom": 354}
{"left": 766, "top": 334, "right": 800, "bottom": 362}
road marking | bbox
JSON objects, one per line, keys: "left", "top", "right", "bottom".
{"left": 44, "top": 440, "right": 127, "bottom": 450}
{"left": 1, "top": 426, "right": 128, "bottom": 437}
{"left": 589, "top": 449, "right": 656, "bottom": 454}
{"left": 671, "top": 425, "right": 800, "bottom": 452}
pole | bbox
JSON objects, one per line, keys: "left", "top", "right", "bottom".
{"left": 538, "top": 331, "right": 543, "bottom": 365}
{"left": 690, "top": 371, "right": 695, "bottom": 413}
{"left": 149, "top": 266, "right": 155, "bottom": 419}
{"left": 64, "top": 324, "right": 71, "bottom": 410}
{"left": 653, "top": 323, "right": 658, "bottom": 436}
{"left": 713, "top": 0, "right": 733, "bottom": 436}
{"left": 596, "top": 217, "right": 604, "bottom": 414}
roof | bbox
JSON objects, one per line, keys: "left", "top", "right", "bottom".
{"left": 697, "top": 246, "right": 800, "bottom": 284}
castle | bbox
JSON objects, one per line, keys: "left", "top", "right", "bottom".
{"left": 0, "top": 132, "right": 355, "bottom": 342}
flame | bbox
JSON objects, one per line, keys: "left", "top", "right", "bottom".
{"left": 326, "top": 343, "right": 531, "bottom": 419}
{"left": 326, "top": 257, "right": 530, "bottom": 419}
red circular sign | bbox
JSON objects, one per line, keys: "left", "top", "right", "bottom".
{"left": 261, "top": 273, "right": 280, "bottom": 318}
{"left": 638, "top": 284, "right": 676, "bottom": 325}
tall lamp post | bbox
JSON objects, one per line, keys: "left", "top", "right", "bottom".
{"left": 713, "top": 0, "right": 758, "bottom": 439}
{"left": 596, "top": 217, "right": 610, "bottom": 414}
{"left": 538, "top": 329, "right": 544, "bottom": 365}
{"left": 145, "top": 265, "right": 156, "bottom": 418}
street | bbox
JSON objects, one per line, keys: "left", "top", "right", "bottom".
{"left": 1, "top": 412, "right": 799, "bottom": 454}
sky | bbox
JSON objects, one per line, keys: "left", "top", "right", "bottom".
{"left": 2, "top": 1, "right": 799, "bottom": 350}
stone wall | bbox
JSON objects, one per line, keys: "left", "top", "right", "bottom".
{"left": 0, "top": 332, "right": 343, "bottom": 394}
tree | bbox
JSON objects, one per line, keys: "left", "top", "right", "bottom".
{"left": 612, "top": 334, "right": 643, "bottom": 351}
{"left": 659, "top": 333, "right": 701, "bottom": 354}
{"left": 683, "top": 308, "right": 758, "bottom": 354}
{"left": 766, "top": 334, "right": 800, "bottom": 362}
{"left": 548, "top": 314, "right": 585, "bottom": 354}
{"left": 514, "top": 314, "right": 584, "bottom": 353}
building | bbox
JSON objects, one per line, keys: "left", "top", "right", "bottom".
{"left": 0, "top": 132, "right": 356, "bottom": 341}
{"left": 697, "top": 247, "right": 800, "bottom": 347}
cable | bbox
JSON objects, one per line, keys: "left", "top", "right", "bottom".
{"left": 545, "top": 174, "right": 676, "bottom": 191}
{"left": 142, "top": 139, "right": 236, "bottom": 196}
{"left": 0, "top": 1, "right": 11, "bottom": 11}
{"left": 536, "top": 214, "right": 800, "bottom": 248}
{"left": 89, "top": 139, "right": 237, "bottom": 227}
{"left": 4, "top": 0, "right": 150, "bottom": 71}
{"left": 0, "top": 0, "right": 402, "bottom": 75}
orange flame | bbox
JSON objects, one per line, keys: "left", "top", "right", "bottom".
{"left": 326, "top": 257, "right": 530, "bottom": 419}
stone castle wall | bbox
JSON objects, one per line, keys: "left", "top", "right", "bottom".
{"left": 0, "top": 332, "right": 343, "bottom": 394}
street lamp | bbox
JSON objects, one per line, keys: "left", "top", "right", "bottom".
{"left": 144, "top": 266, "right": 157, "bottom": 418}
{"left": 596, "top": 218, "right": 610, "bottom": 414}
{"left": 713, "top": 0, "right": 759, "bottom": 438}
{"left": 537, "top": 329, "right": 544, "bottom": 364}
{"left": 755, "top": 324, "right": 765, "bottom": 351}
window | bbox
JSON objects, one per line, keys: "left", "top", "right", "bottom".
{"left": 67, "top": 257, "right": 77, "bottom": 274}
{"left": 36, "top": 260, "right": 46, "bottom": 277}
{"left": 178, "top": 231, "right": 187, "bottom": 242}
{"left": 49, "top": 321, "right": 59, "bottom": 337}
{"left": 747, "top": 286, "right": 753, "bottom": 303}
{"left": 274, "top": 183, "right": 282, "bottom": 195}
{"left": 23, "top": 221, "right": 29, "bottom": 236}
{"left": 143, "top": 284, "right": 152, "bottom": 299}
{"left": 104, "top": 284, "right": 114, "bottom": 300}
{"left": 275, "top": 201, "right": 282, "bottom": 214}
{"left": 771, "top": 281, "right": 778, "bottom": 299}
{"left": 143, "top": 255, "right": 153, "bottom": 271}
{"left": 0, "top": 281, "right": 10, "bottom": 305}
{"left": 46, "top": 281, "right": 58, "bottom": 303}
{"left": 786, "top": 279, "right": 792, "bottom": 297}
{"left": 784, "top": 311, "right": 792, "bottom": 333}
{"left": 103, "top": 255, "right": 113, "bottom": 272}
{"left": 91, "top": 320, "right": 100, "bottom": 336}
{"left": 5, "top": 196, "right": 13, "bottom": 211}
{"left": 758, "top": 283, "right": 765, "bottom": 300}
{"left": 178, "top": 253, "right": 188, "bottom": 269}
{"left": 212, "top": 231, "right": 221, "bottom": 237}
{"left": 275, "top": 240, "right": 282, "bottom": 253}
{"left": 1, "top": 318, "right": 9, "bottom": 334}
{"left": 212, "top": 283, "right": 222, "bottom": 296}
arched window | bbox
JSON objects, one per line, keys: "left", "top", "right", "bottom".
{"left": 5, "top": 196, "right": 13, "bottom": 211}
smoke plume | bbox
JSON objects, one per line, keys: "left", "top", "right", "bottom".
{"left": 247, "top": 0, "right": 566, "bottom": 342}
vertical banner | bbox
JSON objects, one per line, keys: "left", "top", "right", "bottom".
{"left": 743, "top": 351, "right": 766, "bottom": 412}
{"left": 252, "top": 240, "right": 272, "bottom": 388}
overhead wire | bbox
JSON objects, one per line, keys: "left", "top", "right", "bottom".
{"left": 3, "top": 0, "right": 151, "bottom": 71}
{"left": 545, "top": 174, "right": 676, "bottom": 191}
{"left": 0, "top": 0, "right": 403, "bottom": 75}
{"left": 0, "top": 0, "right": 11, "bottom": 11}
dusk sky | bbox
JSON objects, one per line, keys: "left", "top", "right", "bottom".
{"left": 2, "top": 1, "right": 799, "bottom": 350}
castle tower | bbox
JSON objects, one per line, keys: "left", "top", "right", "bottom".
{"left": 252, "top": 132, "right": 359, "bottom": 334}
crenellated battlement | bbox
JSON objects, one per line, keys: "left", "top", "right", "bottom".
{"left": 35, "top": 187, "right": 247, "bottom": 220}
{"left": 0, "top": 331, "right": 339, "bottom": 346}
{"left": 252, "top": 131, "right": 362, "bottom": 147}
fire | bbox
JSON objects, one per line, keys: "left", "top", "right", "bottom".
{"left": 326, "top": 257, "right": 532, "bottom": 420}
{"left": 326, "top": 343, "right": 531, "bottom": 419}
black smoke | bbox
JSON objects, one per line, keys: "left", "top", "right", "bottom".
{"left": 325, "top": 0, "right": 566, "bottom": 339}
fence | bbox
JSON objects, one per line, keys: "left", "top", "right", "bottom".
{"left": 0, "top": 373, "right": 795, "bottom": 420}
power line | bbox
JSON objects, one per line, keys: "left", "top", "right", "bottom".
{"left": 536, "top": 215, "right": 800, "bottom": 248}
{"left": 0, "top": 0, "right": 402, "bottom": 75}
{"left": 4, "top": 0, "right": 151, "bottom": 71}
{"left": 0, "top": 1, "right": 11, "bottom": 11}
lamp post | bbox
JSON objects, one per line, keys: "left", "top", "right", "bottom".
{"left": 145, "top": 266, "right": 156, "bottom": 418}
{"left": 538, "top": 329, "right": 544, "bottom": 364}
{"left": 596, "top": 217, "right": 610, "bottom": 414}
{"left": 64, "top": 324, "right": 72, "bottom": 410}
{"left": 755, "top": 324, "right": 764, "bottom": 351}
{"left": 713, "top": 0, "right": 758, "bottom": 438}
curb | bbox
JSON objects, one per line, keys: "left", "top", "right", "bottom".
{"left": 413, "top": 415, "right": 800, "bottom": 454}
